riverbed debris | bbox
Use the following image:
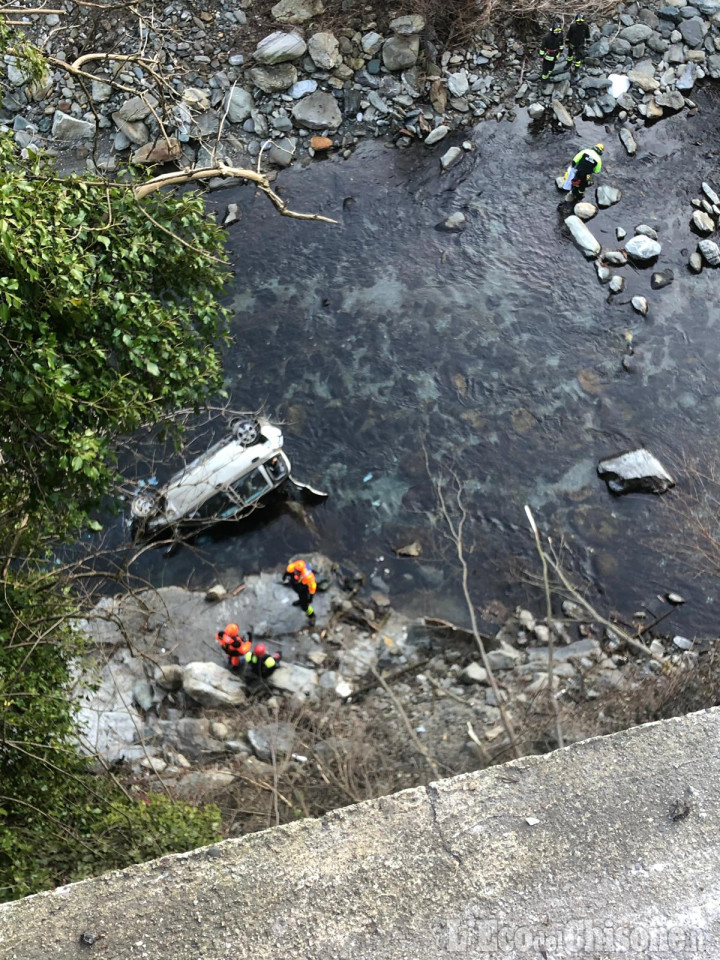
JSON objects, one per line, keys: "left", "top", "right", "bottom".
{"left": 597, "top": 449, "right": 675, "bottom": 496}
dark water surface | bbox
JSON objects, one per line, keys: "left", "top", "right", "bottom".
{"left": 130, "top": 92, "right": 720, "bottom": 635}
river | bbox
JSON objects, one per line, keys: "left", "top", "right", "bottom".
{"left": 127, "top": 90, "right": 720, "bottom": 637}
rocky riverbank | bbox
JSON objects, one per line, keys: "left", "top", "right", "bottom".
{"left": 72, "top": 554, "right": 709, "bottom": 833}
{"left": 4, "top": 0, "right": 720, "bottom": 176}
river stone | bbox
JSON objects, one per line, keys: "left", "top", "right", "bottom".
{"left": 362, "top": 31, "right": 383, "bottom": 55}
{"left": 310, "top": 135, "right": 333, "bottom": 151}
{"left": 627, "top": 70, "right": 659, "bottom": 92}
{"left": 610, "top": 38, "right": 632, "bottom": 55}
{"left": 676, "top": 63, "right": 698, "bottom": 89}
{"left": 632, "top": 296, "right": 649, "bottom": 316}
{"left": 425, "top": 124, "right": 449, "bottom": 145}
{"left": 655, "top": 89, "right": 685, "bottom": 110}
{"left": 619, "top": 23, "right": 654, "bottom": 43}
{"left": 291, "top": 91, "right": 342, "bottom": 129}
{"left": 254, "top": 31, "right": 307, "bottom": 64}
{"left": 182, "top": 662, "right": 246, "bottom": 707}
{"left": 609, "top": 275, "right": 625, "bottom": 293}
{"left": 51, "top": 111, "right": 96, "bottom": 140}
{"left": 389, "top": 13, "right": 425, "bottom": 34}
{"left": 447, "top": 70, "right": 469, "bottom": 98}
{"left": 659, "top": 5, "right": 684, "bottom": 21}
{"left": 460, "top": 662, "right": 488, "bottom": 685}
{"left": 440, "top": 146, "right": 462, "bottom": 170}
{"left": 552, "top": 100, "right": 574, "bottom": 128}
{"left": 269, "top": 136, "right": 296, "bottom": 167}
{"left": 635, "top": 223, "right": 658, "bottom": 239}
{"left": 689, "top": 251, "right": 703, "bottom": 272}
{"left": 619, "top": 128, "right": 637, "bottom": 156}
{"left": 565, "top": 215, "right": 601, "bottom": 258}
{"left": 155, "top": 663, "right": 184, "bottom": 690}
{"left": 91, "top": 80, "right": 113, "bottom": 102}
{"left": 270, "top": 663, "right": 319, "bottom": 696}
{"left": 598, "top": 449, "right": 674, "bottom": 495}
{"left": 442, "top": 211, "right": 466, "bottom": 231}
{"left": 112, "top": 115, "right": 149, "bottom": 146}
{"left": 132, "top": 679, "right": 155, "bottom": 712}
{"left": 247, "top": 722, "right": 296, "bottom": 761}
{"left": 173, "top": 770, "right": 235, "bottom": 799}
{"left": 528, "top": 103, "right": 545, "bottom": 119}
{"left": 651, "top": 269, "right": 674, "bottom": 289}
{"left": 698, "top": 238, "right": 720, "bottom": 266}
{"left": 625, "top": 234, "right": 661, "bottom": 260}
{"left": 116, "top": 95, "right": 153, "bottom": 122}
{"left": 382, "top": 35, "right": 420, "bottom": 71}
{"left": 696, "top": 0, "right": 720, "bottom": 11}
{"left": 579, "top": 76, "right": 611, "bottom": 92}
{"left": 597, "top": 185, "right": 622, "bottom": 208}
{"left": 249, "top": 63, "right": 298, "bottom": 93}
{"left": 646, "top": 98, "right": 664, "bottom": 119}
{"left": 224, "top": 87, "right": 254, "bottom": 124}
{"left": 271, "top": 0, "right": 324, "bottom": 23}
{"left": 679, "top": 16, "right": 704, "bottom": 47}
{"left": 692, "top": 210, "right": 715, "bottom": 233}
{"left": 133, "top": 138, "right": 182, "bottom": 164}
{"left": 574, "top": 202, "right": 597, "bottom": 220}
{"left": 587, "top": 37, "right": 610, "bottom": 57}
{"left": 596, "top": 263, "right": 611, "bottom": 282}
{"left": 308, "top": 32, "right": 341, "bottom": 69}
{"left": 289, "top": 78, "right": 317, "bottom": 98}
{"left": 702, "top": 182, "right": 720, "bottom": 206}
{"left": 604, "top": 250, "right": 628, "bottom": 265}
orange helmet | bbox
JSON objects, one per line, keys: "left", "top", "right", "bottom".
{"left": 254, "top": 643, "right": 266, "bottom": 657}
{"left": 224, "top": 623, "right": 240, "bottom": 638}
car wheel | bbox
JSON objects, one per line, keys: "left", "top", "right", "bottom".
{"left": 131, "top": 489, "right": 159, "bottom": 520}
{"left": 231, "top": 418, "right": 259, "bottom": 446}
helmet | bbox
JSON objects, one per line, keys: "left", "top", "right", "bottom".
{"left": 595, "top": 143, "right": 605, "bottom": 152}
{"left": 552, "top": 22, "right": 562, "bottom": 33}
{"left": 224, "top": 623, "right": 239, "bottom": 638}
{"left": 575, "top": 13, "right": 585, "bottom": 21}
{"left": 254, "top": 643, "right": 267, "bottom": 657}
{"left": 273, "top": 652, "right": 282, "bottom": 661}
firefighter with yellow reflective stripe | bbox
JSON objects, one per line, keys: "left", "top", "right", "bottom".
{"left": 282, "top": 558, "right": 317, "bottom": 620}
{"left": 570, "top": 143, "right": 604, "bottom": 201}
{"left": 539, "top": 22, "right": 564, "bottom": 80}
{"left": 243, "top": 642, "right": 281, "bottom": 680}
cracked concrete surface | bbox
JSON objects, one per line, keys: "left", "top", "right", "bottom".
{"left": 2, "top": 709, "right": 720, "bottom": 959}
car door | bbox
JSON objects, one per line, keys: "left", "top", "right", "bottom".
{"left": 226, "top": 467, "right": 272, "bottom": 516}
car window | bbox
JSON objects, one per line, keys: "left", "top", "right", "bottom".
{"left": 230, "top": 468, "right": 271, "bottom": 504}
{"left": 266, "top": 457, "right": 288, "bottom": 483}
{"left": 195, "top": 490, "right": 228, "bottom": 519}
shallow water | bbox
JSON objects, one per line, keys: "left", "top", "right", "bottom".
{"left": 130, "top": 92, "right": 720, "bottom": 636}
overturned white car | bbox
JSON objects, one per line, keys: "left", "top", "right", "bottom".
{"left": 130, "top": 417, "right": 326, "bottom": 540}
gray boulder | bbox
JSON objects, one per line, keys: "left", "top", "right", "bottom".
{"left": 619, "top": 128, "right": 637, "bottom": 156}
{"left": 247, "top": 722, "right": 296, "bottom": 761}
{"left": 382, "top": 35, "right": 420, "bottom": 71}
{"left": 597, "top": 449, "right": 674, "bottom": 495}
{"left": 91, "top": 80, "right": 113, "bottom": 102}
{"left": 651, "top": 270, "right": 674, "bottom": 289}
{"left": 249, "top": 63, "right": 298, "bottom": 93}
{"left": 552, "top": 99, "right": 574, "bottom": 128}
{"left": 268, "top": 136, "right": 297, "bottom": 167}
{"left": 308, "top": 31, "right": 341, "bottom": 69}
{"left": 631, "top": 296, "right": 649, "bottom": 316}
{"left": 619, "top": 24, "right": 653, "bottom": 43}
{"left": 173, "top": 770, "right": 235, "bottom": 799}
{"left": 655, "top": 89, "right": 685, "bottom": 110}
{"left": 627, "top": 69, "right": 659, "bottom": 92}
{"left": 460, "top": 662, "right": 489, "bottom": 685}
{"left": 702, "top": 182, "right": 720, "bottom": 206}
{"left": 270, "top": 663, "right": 319, "bottom": 696}
{"left": 609, "top": 275, "right": 625, "bottom": 293}
{"left": 112, "top": 114, "right": 149, "bottom": 146}
{"left": 254, "top": 31, "right": 307, "bottom": 64}
{"left": 224, "top": 87, "right": 254, "bottom": 123}
{"left": 698, "top": 238, "right": 720, "bottom": 266}
{"left": 574, "top": 202, "right": 597, "bottom": 221}
{"left": 676, "top": 63, "right": 698, "bottom": 90}
{"left": 51, "top": 111, "right": 96, "bottom": 141}
{"left": 565, "top": 215, "right": 601, "bottom": 257}
{"left": 679, "top": 17, "right": 704, "bottom": 48}
{"left": 116, "top": 96, "right": 153, "bottom": 122}
{"left": 528, "top": 103, "right": 545, "bottom": 119}
{"left": 587, "top": 37, "right": 610, "bottom": 57}
{"left": 271, "top": 0, "right": 324, "bottom": 23}
{"left": 447, "top": 70, "right": 469, "bottom": 98}
{"left": 182, "top": 662, "right": 246, "bottom": 708}
{"left": 708, "top": 54, "right": 720, "bottom": 78}
{"left": 625, "top": 235, "right": 661, "bottom": 260}
{"left": 424, "top": 124, "right": 449, "bottom": 145}
{"left": 291, "top": 90, "right": 342, "bottom": 129}
{"left": 440, "top": 146, "right": 462, "bottom": 170}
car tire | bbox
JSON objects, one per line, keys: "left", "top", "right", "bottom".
{"left": 131, "top": 489, "right": 159, "bottom": 520}
{"left": 230, "top": 418, "right": 259, "bottom": 446}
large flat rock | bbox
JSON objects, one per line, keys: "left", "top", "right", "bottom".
{"left": 2, "top": 709, "right": 720, "bottom": 958}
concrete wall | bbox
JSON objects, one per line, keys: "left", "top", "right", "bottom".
{"left": 2, "top": 710, "right": 720, "bottom": 960}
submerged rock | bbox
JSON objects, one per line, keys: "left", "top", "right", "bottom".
{"left": 651, "top": 270, "right": 674, "bottom": 289}
{"left": 597, "top": 185, "right": 621, "bottom": 208}
{"left": 424, "top": 124, "right": 449, "bottom": 145}
{"left": 552, "top": 100, "right": 574, "bottom": 128}
{"left": 440, "top": 146, "right": 463, "bottom": 170}
{"left": 528, "top": 103, "right": 545, "bottom": 120}
{"left": 619, "top": 128, "right": 637, "bottom": 156}
{"left": 609, "top": 275, "right": 625, "bottom": 293}
{"left": 597, "top": 449, "right": 675, "bottom": 495}
{"left": 565, "top": 215, "right": 601, "bottom": 258}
